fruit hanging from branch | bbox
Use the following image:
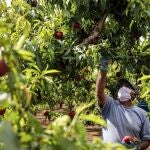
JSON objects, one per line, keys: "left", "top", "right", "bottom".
{"left": 0, "top": 59, "right": 9, "bottom": 77}
{"left": 68, "top": 110, "right": 76, "bottom": 119}
{"left": 72, "top": 21, "right": 80, "bottom": 30}
{"left": 121, "top": 136, "right": 133, "bottom": 144}
{"left": 0, "top": 108, "right": 6, "bottom": 116}
{"left": 54, "top": 31, "right": 64, "bottom": 40}
{"left": 31, "top": 0, "right": 37, "bottom": 7}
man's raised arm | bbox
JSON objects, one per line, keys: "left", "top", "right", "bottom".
{"left": 96, "top": 71, "right": 106, "bottom": 108}
{"left": 96, "top": 58, "right": 111, "bottom": 108}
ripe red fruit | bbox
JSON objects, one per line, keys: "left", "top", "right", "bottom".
{"left": 68, "top": 110, "right": 76, "bottom": 119}
{"left": 122, "top": 136, "right": 132, "bottom": 144}
{"left": 0, "top": 108, "right": 6, "bottom": 116}
{"left": 72, "top": 21, "right": 80, "bottom": 29}
{"left": 0, "top": 59, "right": 9, "bottom": 77}
{"left": 44, "top": 110, "right": 49, "bottom": 116}
{"left": 31, "top": 0, "right": 37, "bottom": 7}
{"left": 54, "top": 31, "right": 64, "bottom": 40}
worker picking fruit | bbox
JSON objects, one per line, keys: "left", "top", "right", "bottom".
{"left": 96, "top": 56, "right": 150, "bottom": 149}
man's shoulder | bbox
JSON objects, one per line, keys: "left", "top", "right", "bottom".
{"left": 133, "top": 106, "right": 148, "bottom": 117}
{"left": 100, "top": 96, "right": 119, "bottom": 117}
{"left": 103, "top": 96, "right": 120, "bottom": 109}
{"left": 106, "top": 96, "right": 119, "bottom": 104}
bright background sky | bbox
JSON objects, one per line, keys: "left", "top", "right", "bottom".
{"left": 6, "top": 0, "right": 11, "bottom": 7}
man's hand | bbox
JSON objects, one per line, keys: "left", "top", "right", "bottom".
{"left": 100, "top": 57, "right": 112, "bottom": 71}
{"left": 140, "top": 140, "right": 150, "bottom": 150}
{"left": 96, "top": 57, "right": 112, "bottom": 108}
{"left": 121, "top": 136, "right": 140, "bottom": 149}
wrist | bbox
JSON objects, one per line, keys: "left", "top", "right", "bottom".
{"left": 101, "top": 70, "right": 107, "bottom": 77}
{"left": 101, "top": 68, "right": 107, "bottom": 73}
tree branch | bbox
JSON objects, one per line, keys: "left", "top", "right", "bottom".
{"left": 80, "top": 10, "right": 108, "bottom": 46}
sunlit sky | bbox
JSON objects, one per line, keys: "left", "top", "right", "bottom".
{"left": 6, "top": 0, "right": 11, "bottom": 7}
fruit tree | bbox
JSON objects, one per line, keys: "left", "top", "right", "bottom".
{"left": 0, "top": 0, "right": 149, "bottom": 149}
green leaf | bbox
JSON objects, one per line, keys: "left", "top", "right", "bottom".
{"left": 19, "top": 132, "right": 33, "bottom": 143}
{"left": 0, "top": 24, "right": 8, "bottom": 33}
{"left": 76, "top": 101, "right": 95, "bottom": 115}
{"left": 79, "top": 114, "right": 106, "bottom": 126}
{"left": 22, "top": 68, "right": 40, "bottom": 75}
{"left": 139, "top": 75, "right": 150, "bottom": 81}
{"left": 14, "top": 35, "right": 26, "bottom": 50}
{"left": 142, "top": 44, "right": 150, "bottom": 52}
{"left": 5, "top": 111, "right": 19, "bottom": 124}
{"left": 63, "top": 56, "right": 76, "bottom": 60}
{"left": 29, "top": 63, "right": 41, "bottom": 72}
{"left": 129, "top": 20, "right": 134, "bottom": 30}
{"left": 42, "top": 69, "right": 61, "bottom": 76}
{"left": 0, "top": 93, "right": 11, "bottom": 107}
{"left": 51, "top": 115, "right": 71, "bottom": 128}
{"left": 16, "top": 50, "right": 34, "bottom": 62}
{"left": 27, "top": 112, "right": 43, "bottom": 133}
{"left": 141, "top": 90, "right": 150, "bottom": 99}
{"left": 44, "top": 76, "right": 53, "bottom": 83}
{"left": 145, "top": 10, "right": 150, "bottom": 16}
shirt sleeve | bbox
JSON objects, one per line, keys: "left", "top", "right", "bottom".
{"left": 140, "top": 114, "right": 150, "bottom": 141}
{"left": 99, "top": 96, "right": 114, "bottom": 119}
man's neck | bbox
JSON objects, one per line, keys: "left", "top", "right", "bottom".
{"left": 119, "top": 100, "right": 133, "bottom": 107}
